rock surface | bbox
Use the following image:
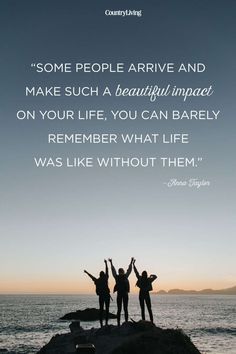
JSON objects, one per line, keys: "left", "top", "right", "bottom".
{"left": 38, "top": 320, "right": 201, "bottom": 354}
{"left": 60, "top": 307, "right": 117, "bottom": 321}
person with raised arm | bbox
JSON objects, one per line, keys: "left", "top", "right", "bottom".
{"left": 133, "top": 259, "right": 157, "bottom": 323}
{"left": 84, "top": 259, "right": 110, "bottom": 327}
{"left": 108, "top": 258, "right": 133, "bottom": 326}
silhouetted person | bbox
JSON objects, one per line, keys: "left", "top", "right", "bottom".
{"left": 133, "top": 259, "right": 157, "bottom": 322}
{"left": 109, "top": 258, "right": 133, "bottom": 326}
{"left": 84, "top": 259, "right": 110, "bottom": 327}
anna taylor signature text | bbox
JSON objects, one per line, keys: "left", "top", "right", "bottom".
{"left": 164, "top": 178, "right": 210, "bottom": 189}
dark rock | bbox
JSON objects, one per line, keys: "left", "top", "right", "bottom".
{"left": 112, "top": 327, "right": 201, "bottom": 354}
{"left": 69, "top": 321, "right": 83, "bottom": 334}
{"left": 38, "top": 333, "right": 75, "bottom": 354}
{"left": 38, "top": 321, "right": 201, "bottom": 354}
{"left": 60, "top": 308, "right": 117, "bottom": 321}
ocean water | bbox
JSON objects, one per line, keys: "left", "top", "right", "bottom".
{"left": 0, "top": 294, "right": 235, "bottom": 354}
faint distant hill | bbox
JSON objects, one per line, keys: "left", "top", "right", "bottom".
{"left": 156, "top": 286, "right": 236, "bottom": 295}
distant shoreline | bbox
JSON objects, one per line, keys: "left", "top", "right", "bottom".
{"left": 155, "top": 285, "right": 236, "bottom": 295}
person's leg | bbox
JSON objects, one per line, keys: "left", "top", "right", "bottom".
{"left": 105, "top": 295, "right": 110, "bottom": 326}
{"left": 117, "top": 293, "right": 122, "bottom": 326}
{"left": 123, "top": 293, "right": 129, "bottom": 322}
{"left": 139, "top": 293, "right": 145, "bottom": 320}
{"left": 99, "top": 296, "right": 105, "bottom": 327}
{"left": 145, "top": 293, "right": 153, "bottom": 322}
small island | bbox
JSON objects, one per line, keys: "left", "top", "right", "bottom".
{"left": 60, "top": 308, "right": 117, "bottom": 321}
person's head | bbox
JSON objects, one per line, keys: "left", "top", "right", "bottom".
{"left": 118, "top": 268, "right": 125, "bottom": 275}
{"left": 142, "top": 271, "right": 148, "bottom": 279}
{"left": 99, "top": 271, "right": 105, "bottom": 278}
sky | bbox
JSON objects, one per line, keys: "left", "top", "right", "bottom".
{"left": 0, "top": 0, "right": 236, "bottom": 293}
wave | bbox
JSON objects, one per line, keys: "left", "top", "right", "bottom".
{"left": 192, "top": 327, "right": 236, "bottom": 335}
{"left": 0, "top": 324, "right": 55, "bottom": 334}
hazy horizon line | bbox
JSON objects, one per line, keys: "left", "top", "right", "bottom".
{"left": 1, "top": 284, "right": 235, "bottom": 296}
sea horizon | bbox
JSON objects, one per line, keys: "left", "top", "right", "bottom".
{"left": 1, "top": 284, "right": 235, "bottom": 296}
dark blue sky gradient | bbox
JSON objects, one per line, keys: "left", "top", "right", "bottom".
{"left": 0, "top": 0, "right": 236, "bottom": 292}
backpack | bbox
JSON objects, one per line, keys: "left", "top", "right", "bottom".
{"left": 95, "top": 277, "right": 109, "bottom": 296}
{"left": 114, "top": 275, "right": 130, "bottom": 294}
{"left": 136, "top": 277, "right": 153, "bottom": 292}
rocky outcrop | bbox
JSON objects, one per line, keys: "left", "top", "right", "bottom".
{"left": 60, "top": 307, "right": 117, "bottom": 321}
{"left": 38, "top": 320, "right": 201, "bottom": 354}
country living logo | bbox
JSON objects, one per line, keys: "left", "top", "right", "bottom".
{"left": 105, "top": 9, "right": 142, "bottom": 17}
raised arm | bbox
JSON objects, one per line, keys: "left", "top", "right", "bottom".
{"left": 108, "top": 259, "right": 117, "bottom": 278}
{"left": 132, "top": 259, "right": 140, "bottom": 279}
{"left": 150, "top": 274, "right": 157, "bottom": 282}
{"left": 84, "top": 270, "right": 96, "bottom": 282}
{"left": 126, "top": 257, "right": 134, "bottom": 277}
{"left": 104, "top": 259, "right": 109, "bottom": 277}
